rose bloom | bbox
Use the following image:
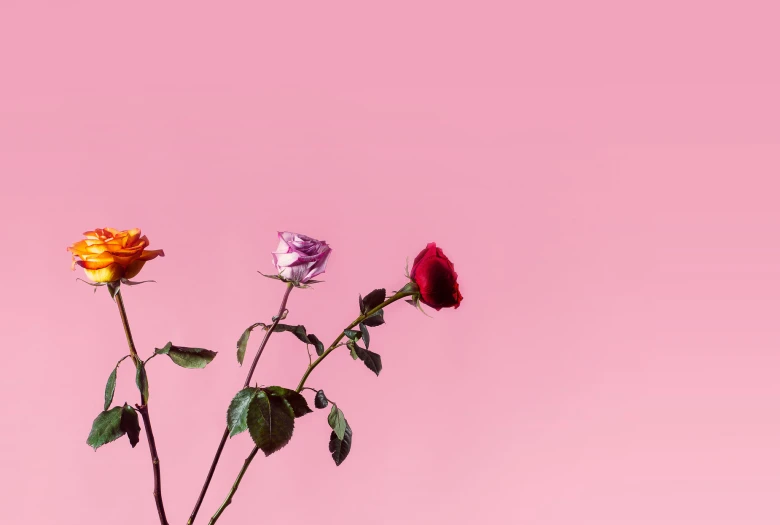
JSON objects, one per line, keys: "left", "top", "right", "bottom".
{"left": 68, "top": 228, "right": 165, "bottom": 283}
{"left": 272, "top": 231, "right": 332, "bottom": 284}
{"left": 410, "top": 242, "right": 463, "bottom": 310}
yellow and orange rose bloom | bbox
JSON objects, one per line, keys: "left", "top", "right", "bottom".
{"left": 68, "top": 228, "right": 165, "bottom": 283}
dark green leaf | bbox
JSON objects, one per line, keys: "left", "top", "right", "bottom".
{"left": 314, "top": 390, "right": 329, "bottom": 409}
{"left": 86, "top": 407, "right": 125, "bottom": 450}
{"left": 329, "top": 420, "right": 352, "bottom": 466}
{"left": 362, "top": 309, "right": 385, "bottom": 327}
{"left": 236, "top": 323, "right": 263, "bottom": 366}
{"left": 135, "top": 361, "right": 149, "bottom": 404}
{"left": 327, "top": 405, "right": 347, "bottom": 440}
{"left": 361, "top": 288, "right": 386, "bottom": 313}
{"left": 359, "top": 322, "right": 370, "bottom": 349}
{"left": 120, "top": 404, "right": 141, "bottom": 448}
{"left": 104, "top": 355, "right": 130, "bottom": 411}
{"left": 263, "top": 386, "right": 312, "bottom": 418}
{"left": 307, "top": 334, "right": 324, "bottom": 356}
{"left": 343, "top": 329, "right": 361, "bottom": 340}
{"left": 358, "top": 294, "right": 365, "bottom": 314}
{"left": 155, "top": 342, "right": 217, "bottom": 369}
{"left": 347, "top": 340, "right": 359, "bottom": 360}
{"left": 272, "top": 324, "right": 310, "bottom": 344}
{"left": 355, "top": 346, "right": 382, "bottom": 376}
{"left": 104, "top": 368, "right": 117, "bottom": 412}
{"left": 227, "top": 387, "right": 258, "bottom": 437}
{"left": 248, "top": 392, "right": 296, "bottom": 456}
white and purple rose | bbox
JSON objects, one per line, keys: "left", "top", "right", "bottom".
{"left": 272, "top": 231, "right": 332, "bottom": 284}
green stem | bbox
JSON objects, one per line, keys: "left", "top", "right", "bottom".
{"left": 207, "top": 289, "right": 415, "bottom": 524}
{"left": 206, "top": 448, "right": 259, "bottom": 525}
{"left": 114, "top": 290, "right": 169, "bottom": 525}
{"left": 188, "top": 282, "right": 294, "bottom": 525}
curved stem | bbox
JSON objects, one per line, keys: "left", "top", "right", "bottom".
{"left": 207, "top": 448, "right": 259, "bottom": 525}
{"left": 114, "top": 290, "right": 169, "bottom": 525}
{"left": 294, "top": 290, "right": 413, "bottom": 392}
{"left": 187, "top": 282, "right": 294, "bottom": 525}
{"left": 207, "top": 289, "right": 414, "bottom": 524}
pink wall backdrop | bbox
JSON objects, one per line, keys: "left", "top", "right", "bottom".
{"left": 2, "top": 2, "right": 780, "bottom": 524}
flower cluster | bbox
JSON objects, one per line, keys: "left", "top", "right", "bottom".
{"left": 68, "top": 228, "right": 462, "bottom": 525}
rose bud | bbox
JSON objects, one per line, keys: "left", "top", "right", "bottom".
{"left": 67, "top": 228, "right": 165, "bottom": 283}
{"left": 410, "top": 242, "right": 463, "bottom": 310}
{"left": 271, "top": 231, "right": 332, "bottom": 284}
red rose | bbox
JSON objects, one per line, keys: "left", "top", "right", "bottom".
{"left": 410, "top": 243, "right": 463, "bottom": 310}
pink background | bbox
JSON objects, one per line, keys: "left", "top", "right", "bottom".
{"left": 2, "top": 2, "right": 780, "bottom": 524}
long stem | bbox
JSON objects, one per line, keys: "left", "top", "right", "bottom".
{"left": 114, "top": 290, "right": 169, "bottom": 525}
{"left": 187, "top": 282, "right": 294, "bottom": 525}
{"left": 207, "top": 289, "right": 415, "bottom": 524}
{"left": 206, "top": 448, "right": 259, "bottom": 525}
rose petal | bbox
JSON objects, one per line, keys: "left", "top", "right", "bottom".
{"left": 123, "top": 260, "right": 146, "bottom": 279}
{"left": 137, "top": 249, "right": 165, "bottom": 261}
{"left": 83, "top": 263, "right": 124, "bottom": 283}
{"left": 75, "top": 251, "right": 116, "bottom": 269}
{"left": 273, "top": 251, "right": 301, "bottom": 267}
{"left": 123, "top": 229, "right": 142, "bottom": 247}
{"left": 410, "top": 242, "right": 437, "bottom": 281}
{"left": 67, "top": 240, "right": 92, "bottom": 256}
{"left": 275, "top": 232, "right": 294, "bottom": 253}
{"left": 301, "top": 247, "right": 331, "bottom": 281}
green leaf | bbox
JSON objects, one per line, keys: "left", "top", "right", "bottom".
{"left": 359, "top": 322, "right": 370, "bottom": 349}
{"left": 104, "top": 368, "right": 117, "bottom": 412}
{"left": 120, "top": 404, "right": 141, "bottom": 448}
{"left": 307, "top": 334, "right": 324, "bottom": 356}
{"left": 248, "top": 392, "right": 296, "bottom": 456}
{"left": 361, "top": 288, "right": 386, "bottom": 313}
{"left": 327, "top": 405, "right": 347, "bottom": 440}
{"left": 257, "top": 323, "right": 310, "bottom": 343}
{"left": 347, "top": 340, "right": 359, "bottom": 360}
{"left": 86, "top": 407, "right": 126, "bottom": 450}
{"left": 103, "top": 355, "right": 130, "bottom": 411}
{"left": 155, "top": 342, "right": 217, "bottom": 369}
{"left": 343, "top": 329, "right": 361, "bottom": 340}
{"left": 329, "top": 420, "right": 352, "bottom": 466}
{"left": 236, "top": 323, "right": 263, "bottom": 366}
{"left": 135, "top": 361, "right": 149, "bottom": 404}
{"left": 285, "top": 393, "right": 312, "bottom": 418}
{"left": 354, "top": 346, "right": 382, "bottom": 376}
{"left": 274, "top": 323, "right": 309, "bottom": 343}
{"left": 362, "top": 309, "right": 385, "bottom": 327}
{"left": 314, "top": 390, "right": 329, "bottom": 409}
{"left": 264, "top": 386, "right": 312, "bottom": 418}
{"left": 227, "top": 387, "right": 258, "bottom": 437}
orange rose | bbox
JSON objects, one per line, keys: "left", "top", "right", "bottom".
{"left": 68, "top": 227, "right": 165, "bottom": 283}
